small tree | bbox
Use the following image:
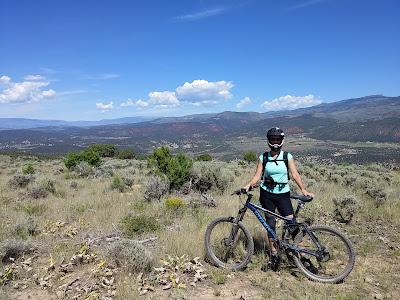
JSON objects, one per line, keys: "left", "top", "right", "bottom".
{"left": 244, "top": 152, "right": 258, "bottom": 164}
{"left": 167, "top": 151, "right": 193, "bottom": 190}
{"left": 147, "top": 146, "right": 193, "bottom": 190}
{"left": 147, "top": 146, "right": 171, "bottom": 175}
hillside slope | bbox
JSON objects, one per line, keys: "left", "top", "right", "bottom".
{"left": 0, "top": 95, "right": 399, "bottom": 161}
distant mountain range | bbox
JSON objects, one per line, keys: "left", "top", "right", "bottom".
{"left": 0, "top": 116, "right": 156, "bottom": 130}
{"left": 0, "top": 95, "right": 399, "bottom": 161}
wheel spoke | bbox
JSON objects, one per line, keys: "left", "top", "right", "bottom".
{"left": 294, "top": 225, "right": 355, "bottom": 283}
{"left": 205, "top": 217, "right": 254, "bottom": 270}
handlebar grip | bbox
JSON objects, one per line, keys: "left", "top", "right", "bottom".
{"left": 232, "top": 184, "right": 259, "bottom": 195}
{"left": 232, "top": 189, "right": 242, "bottom": 195}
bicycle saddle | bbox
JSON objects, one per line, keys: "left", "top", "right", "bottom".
{"left": 290, "top": 195, "right": 313, "bottom": 202}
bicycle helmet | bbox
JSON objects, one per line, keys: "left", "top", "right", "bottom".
{"left": 266, "top": 127, "right": 285, "bottom": 151}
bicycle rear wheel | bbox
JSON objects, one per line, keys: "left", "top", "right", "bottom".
{"left": 205, "top": 217, "right": 254, "bottom": 270}
{"left": 293, "top": 225, "right": 355, "bottom": 283}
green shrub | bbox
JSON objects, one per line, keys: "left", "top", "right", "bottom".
{"left": 119, "top": 215, "right": 161, "bottom": 238}
{"left": 190, "top": 161, "right": 235, "bottom": 193}
{"left": 197, "top": 153, "right": 212, "bottom": 161}
{"left": 11, "top": 217, "right": 39, "bottom": 239}
{"left": 92, "top": 168, "right": 113, "bottom": 179}
{"left": 74, "top": 161, "right": 94, "bottom": 177}
{"left": 110, "top": 174, "right": 125, "bottom": 192}
{"left": 87, "top": 144, "right": 119, "bottom": 157}
{"left": 80, "top": 150, "right": 102, "bottom": 167}
{"left": 38, "top": 176, "right": 56, "bottom": 194}
{"left": 165, "top": 198, "right": 187, "bottom": 210}
{"left": 102, "top": 239, "right": 154, "bottom": 273}
{"left": 144, "top": 176, "right": 170, "bottom": 202}
{"left": 63, "top": 152, "right": 81, "bottom": 170}
{"left": 120, "top": 169, "right": 135, "bottom": 187}
{"left": 342, "top": 174, "right": 359, "bottom": 187}
{"left": 117, "top": 149, "right": 136, "bottom": 159}
{"left": 366, "top": 185, "right": 387, "bottom": 202}
{"left": 22, "top": 163, "right": 35, "bottom": 174}
{"left": 332, "top": 195, "right": 360, "bottom": 223}
{"left": 63, "top": 150, "right": 101, "bottom": 170}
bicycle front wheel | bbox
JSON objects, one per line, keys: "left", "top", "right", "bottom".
{"left": 293, "top": 225, "right": 355, "bottom": 283}
{"left": 205, "top": 217, "right": 254, "bottom": 270}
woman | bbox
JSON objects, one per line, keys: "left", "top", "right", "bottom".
{"left": 243, "top": 127, "right": 316, "bottom": 272}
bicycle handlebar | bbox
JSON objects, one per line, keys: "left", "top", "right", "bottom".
{"left": 231, "top": 184, "right": 259, "bottom": 195}
{"left": 232, "top": 185, "right": 313, "bottom": 202}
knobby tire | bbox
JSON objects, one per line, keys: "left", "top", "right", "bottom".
{"left": 293, "top": 225, "right": 355, "bottom": 283}
{"left": 204, "top": 217, "right": 254, "bottom": 270}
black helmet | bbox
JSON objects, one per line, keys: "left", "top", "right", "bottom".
{"left": 266, "top": 127, "right": 285, "bottom": 151}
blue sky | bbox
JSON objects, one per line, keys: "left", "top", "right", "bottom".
{"left": 0, "top": 0, "right": 399, "bottom": 121}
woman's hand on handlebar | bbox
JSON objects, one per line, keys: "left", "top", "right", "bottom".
{"left": 301, "top": 189, "right": 314, "bottom": 198}
{"left": 243, "top": 184, "right": 259, "bottom": 192}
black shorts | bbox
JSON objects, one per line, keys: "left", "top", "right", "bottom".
{"left": 259, "top": 188, "right": 294, "bottom": 217}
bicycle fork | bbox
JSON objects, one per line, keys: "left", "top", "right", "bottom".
{"left": 224, "top": 207, "right": 248, "bottom": 246}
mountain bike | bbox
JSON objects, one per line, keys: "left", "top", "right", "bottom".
{"left": 204, "top": 185, "right": 355, "bottom": 283}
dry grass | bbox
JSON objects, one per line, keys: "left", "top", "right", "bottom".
{"left": 0, "top": 154, "right": 399, "bottom": 299}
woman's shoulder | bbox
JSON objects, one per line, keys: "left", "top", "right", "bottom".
{"left": 285, "top": 151, "right": 293, "bottom": 160}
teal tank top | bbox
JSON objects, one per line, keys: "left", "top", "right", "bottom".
{"left": 259, "top": 151, "right": 292, "bottom": 194}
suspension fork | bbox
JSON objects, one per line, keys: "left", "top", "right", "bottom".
{"left": 225, "top": 206, "right": 248, "bottom": 246}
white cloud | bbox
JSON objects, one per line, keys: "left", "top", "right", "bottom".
{"left": 0, "top": 75, "right": 56, "bottom": 104}
{"left": 120, "top": 98, "right": 134, "bottom": 107}
{"left": 120, "top": 98, "right": 149, "bottom": 107}
{"left": 24, "top": 75, "right": 46, "bottom": 81}
{"left": 136, "top": 99, "right": 149, "bottom": 107}
{"left": 96, "top": 101, "right": 115, "bottom": 113}
{"left": 0, "top": 76, "right": 11, "bottom": 85}
{"left": 236, "top": 96, "right": 251, "bottom": 109}
{"left": 176, "top": 79, "right": 234, "bottom": 106}
{"left": 175, "top": 7, "right": 226, "bottom": 21}
{"left": 148, "top": 91, "right": 180, "bottom": 108}
{"left": 261, "top": 94, "right": 323, "bottom": 111}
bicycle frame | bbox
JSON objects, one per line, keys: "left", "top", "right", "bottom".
{"left": 232, "top": 194, "right": 323, "bottom": 258}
